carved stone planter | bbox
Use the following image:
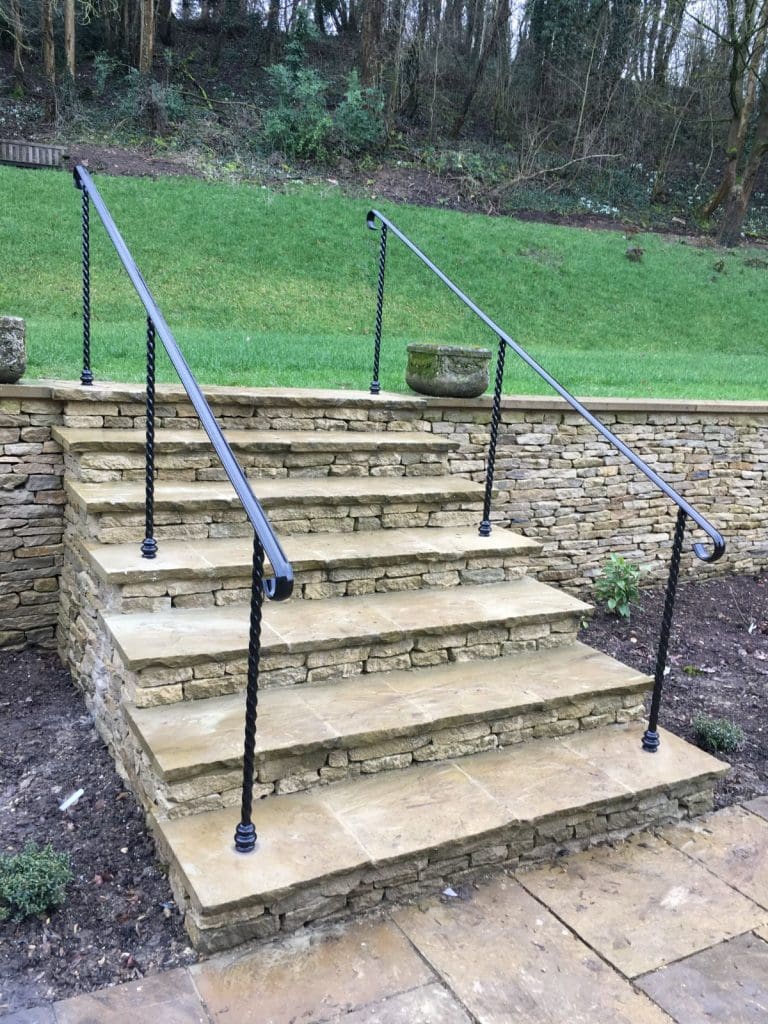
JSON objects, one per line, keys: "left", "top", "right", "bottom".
{"left": 406, "top": 343, "right": 491, "bottom": 399}
{"left": 0, "top": 316, "right": 27, "bottom": 383}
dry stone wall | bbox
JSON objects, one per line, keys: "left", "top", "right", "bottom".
{"left": 0, "top": 385, "right": 64, "bottom": 649}
{"left": 0, "top": 382, "right": 766, "bottom": 654}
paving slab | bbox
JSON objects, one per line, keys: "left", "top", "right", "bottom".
{"left": 637, "top": 931, "right": 768, "bottom": 1023}
{"left": 755, "top": 925, "right": 768, "bottom": 942}
{"left": 1, "top": 1009, "right": 56, "bottom": 1023}
{"left": 394, "top": 874, "right": 673, "bottom": 1023}
{"left": 190, "top": 919, "right": 434, "bottom": 1024}
{"left": 53, "top": 969, "right": 206, "bottom": 1024}
{"left": 744, "top": 795, "right": 768, "bottom": 822}
{"left": 662, "top": 805, "right": 768, "bottom": 909}
{"left": 333, "top": 984, "right": 473, "bottom": 1024}
{"left": 518, "top": 832, "right": 768, "bottom": 977}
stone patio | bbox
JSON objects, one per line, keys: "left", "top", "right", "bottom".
{"left": 14, "top": 800, "right": 768, "bottom": 1023}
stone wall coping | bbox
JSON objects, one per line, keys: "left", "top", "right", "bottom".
{"left": 2, "top": 379, "right": 768, "bottom": 416}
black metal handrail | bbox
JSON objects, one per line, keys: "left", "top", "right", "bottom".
{"left": 73, "top": 166, "right": 294, "bottom": 852}
{"left": 366, "top": 208, "right": 725, "bottom": 753}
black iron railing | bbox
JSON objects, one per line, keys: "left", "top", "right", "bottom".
{"left": 366, "top": 208, "right": 725, "bottom": 753}
{"left": 73, "top": 166, "right": 294, "bottom": 853}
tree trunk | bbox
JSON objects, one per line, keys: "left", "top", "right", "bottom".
{"left": 140, "top": 0, "right": 156, "bottom": 74}
{"left": 11, "top": 0, "right": 24, "bottom": 77}
{"left": 158, "top": 0, "right": 173, "bottom": 45}
{"left": 360, "top": 0, "right": 384, "bottom": 87}
{"left": 64, "top": 0, "right": 76, "bottom": 80}
{"left": 451, "top": 0, "right": 509, "bottom": 137}
{"left": 41, "top": 0, "right": 56, "bottom": 121}
{"left": 718, "top": 85, "right": 768, "bottom": 245}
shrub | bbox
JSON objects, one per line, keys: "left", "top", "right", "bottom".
{"left": 0, "top": 843, "right": 72, "bottom": 922}
{"left": 263, "top": 64, "right": 333, "bottom": 161}
{"left": 333, "top": 72, "right": 385, "bottom": 157}
{"left": 693, "top": 714, "right": 744, "bottom": 754}
{"left": 119, "top": 68, "right": 185, "bottom": 131}
{"left": 594, "top": 554, "right": 641, "bottom": 619}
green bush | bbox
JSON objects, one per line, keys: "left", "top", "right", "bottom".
{"left": 333, "top": 72, "right": 385, "bottom": 157}
{"left": 119, "top": 68, "right": 185, "bottom": 131}
{"left": 0, "top": 843, "right": 72, "bottom": 922}
{"left": 594, "top": 554, "right": 642, "bottom": 619}
{"left": 693, "top": 714, "right": 744, "bottom": 754}
{"left": 263, "top": 63, "right": 333, "bottom": 161}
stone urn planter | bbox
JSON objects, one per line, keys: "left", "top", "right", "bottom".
{"left": 406, "top": 343, "right": 491, "bottom": 399}
{"left": 0, "top": 316, "right": 27, "bottom": 383}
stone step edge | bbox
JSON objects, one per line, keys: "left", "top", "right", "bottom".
{"left": 64, "top": 475, "right": 489, "bottom": 514}
{"left": 53, "top": 426, "right": 459, "bottom": 454}
{"left": 124, "top": 642, "right": 652, "bottom": 785}
{"left": 154, "top": 724, "right": 727, "bottom": 953}
{"left": 102, "top": 578, "right": 592, "bottom": 671}
{"left": 82, "top": 527, "right": 542, "bottom": 585}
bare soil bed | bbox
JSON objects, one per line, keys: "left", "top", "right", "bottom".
{"left": 581, "top": 571, "right": 768, "bottom": 809}
{"left": 0, "top": 649, "right": 196, "bottom": 1016}
{"left": 0, "top": 573, "right": 765, "bottom": 1013}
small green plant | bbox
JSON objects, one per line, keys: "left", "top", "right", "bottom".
{"left": 263, "top": 64, "right": 333, "bottom": 161}
{"left": 594, "top": 554, "right": 642, "bottom": 619}
{"left": 333, "top": 72, "right": 385, "bottom": 157}
{"left": 693, "top": 714, "right": 744, "bottom": 754}
{"left": 0, "top": 842, "right": 72, "bottom": 922}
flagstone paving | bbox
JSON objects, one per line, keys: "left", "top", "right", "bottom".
{"left": 636, "top": 932, "right": 768, "bottom": 1024}
{"left": 22, "top": 803, "right": 768, "bottom": 1023}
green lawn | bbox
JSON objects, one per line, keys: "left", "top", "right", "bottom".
{"left": 1, "top": 165, "right": 766, "bottom": 399}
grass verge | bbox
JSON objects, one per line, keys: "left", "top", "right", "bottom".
{"left": 1, "top": 165, "right": 766, "bottom": 399}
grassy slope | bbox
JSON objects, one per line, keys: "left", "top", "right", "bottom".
{"left": 1, "top": 165, "right": 766, "bottom": 398}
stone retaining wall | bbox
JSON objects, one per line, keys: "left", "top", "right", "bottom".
{"left": 432, "top": 396, "right": 768, "bottom": 590}
{"left": 0, "top": 385, "right": 64, "bottom": 649}
{"left": 1, "top": 381, "right": 767, "bottom": 651}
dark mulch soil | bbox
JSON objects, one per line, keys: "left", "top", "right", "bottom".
{"left": 580, "top": 572, "right": 768, "bottom": 809}
{"left": 0, "top": 649, "right": 197, "bottom": 1016}
{"left": 0, "top": 574, "right": 765, "bottom": 1012}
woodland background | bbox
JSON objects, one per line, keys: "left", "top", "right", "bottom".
{"left": 4, "top": 2, "right": 768, "bottom": 242}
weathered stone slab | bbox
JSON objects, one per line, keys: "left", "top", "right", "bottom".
{"left": 54, "top": 968, "right": 206, "bottom": 1024}
{"left": 395, "top": 875, "right": 673, "bottom": 1023}
{"left": 744, "top": 796, "right": 768, "bottom": 823}
{"left": 190, "top": 919, "right": 434, "bottom": 1024}
{"left": 637, "top": 931, "right": 768, "bottom": 1023}
{"left": 661, "top": 805, "right": 768, "bottom": 908}
{"left": 337, "top": 984, "right": 473, "bottom": 1023}
{"left": 519, "top": 832, "right": 767, "bottom": 977}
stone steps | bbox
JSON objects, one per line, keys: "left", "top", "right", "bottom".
{"left": 53, "top": 427, "right": 457, "bottom": 482}
{"left": 65, "top": 475, "right": 494, "bottom": 542}
{"left": 103, "top": 578, "right": 591, "bottom": 706}
{"left": 155, "top": 722, "right": 727, "bottom": 953}
{"left": 81, "top": 526, "right": 540, "bottom": 607}
{"left": 124, "top": 643, "right": 651, "bottom": 818}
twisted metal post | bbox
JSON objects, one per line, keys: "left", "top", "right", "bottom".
{"left": 643, "top": 507, "right": 688, "bottom": 752}
{"left": 370, "top": 223, "right": 388, "bottom": 395}
{"left": 80, "top": 188, "right": 93, "bottom": 386}
{"left": 479, "top": 337, "right": 507, "bottom": 537}
{"left": 235, "top": 534, "right": 266, "bottom": 853}
{"left": 141, "top": 316, "right": 158, "bottom": 559}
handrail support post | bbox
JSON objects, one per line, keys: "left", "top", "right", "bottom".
{"left": 643, "top": 507, "right": 688, "bottom": 752}
{"left": 370, "top": 223, "right": 387, "bottom": 395}
{"left": 141, "top": 315, "right": 158, "bottom": 559}
{"left": 480, "top": 336, "right": 506, "bottom": 537}
{"left": 235, "top": 533, "right": 265, "bottom": 853}
{"left": 78, "top": 182, "right": 93, "bottom": 387}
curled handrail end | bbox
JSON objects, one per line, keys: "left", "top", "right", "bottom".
{"left": 264, "top": 573, "right": 294, "bottom": 602}
{"left": 366, "top": 210, "right": 380, "bottom": 230}
{"left": 73, "top": 165, "right": 85, "bottom": 189}
{"left": 692, "top": 535, "right": 726, "bottom": 564}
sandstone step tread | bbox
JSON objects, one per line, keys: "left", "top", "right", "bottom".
{"left": 53, "top": 427, "right": 458, "bottom": 453}
{"left": 84, "top": 527, "right": 541, "bottom": 583}
{"left": 127, "top": 643, "right": 651, "bottom": 782}
{"left": 158, "top": 724, "right": 727, "bottom": 915}
{"left": 104, "top": 577, "right": 591, "bottom": 669}
{"left": 65, "top": 475, "right": 486, "bottom": 513}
